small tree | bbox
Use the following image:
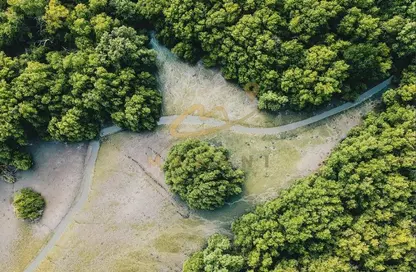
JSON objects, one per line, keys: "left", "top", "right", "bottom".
{"left": 13, "top": 188, "right": 45, "bottom": 221}
{"left": 164, "top": 139, "right": 244, "bottom": 210}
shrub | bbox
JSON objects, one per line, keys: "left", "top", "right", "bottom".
{"left": 163, "top": 139, "right": 244, "bottom": 210}
{"left": 13, "top": 188, "right": 45, "bottom": 220}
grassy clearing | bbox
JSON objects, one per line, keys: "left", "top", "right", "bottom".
{"left": 153, "top": 38, "right": 308, "bottom": 128}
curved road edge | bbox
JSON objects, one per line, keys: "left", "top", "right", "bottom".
{"left": 158, "top": 76, "right": 393, "bottom": 135}
{"left": 24, "top": 141, "right": 100, "bottom": 272}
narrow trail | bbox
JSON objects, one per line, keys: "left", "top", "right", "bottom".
{"left": 158, "top": 77, "right": 392, "bottom": 135}
{"left": 24, "top": 141, "right": 99, "bottom": 272}
{"left": 23, "top": 76, "right": 392, "bottom": 272}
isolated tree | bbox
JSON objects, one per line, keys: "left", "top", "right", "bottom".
{"left": 164, "top": 139, "right": 244, "bottom": 210}
{"left": 13, "top": 188, "right": 46, "bottom": 220}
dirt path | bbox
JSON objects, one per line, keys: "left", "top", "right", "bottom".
{"left": 23, "top": 76, "right": 391, "bottom": 272}
{"left": 24, "top": 141, "right": 99, "bottom": 272}
{"left": 158, "top": 76, "right": 392, "bottom": 135}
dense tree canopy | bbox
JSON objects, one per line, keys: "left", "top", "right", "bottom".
{"left": 0, "top": 0, "right": 161, "bottom": 172}
{"left": 183, "top": 67, "right": 416, "bottom": 271}
{"left": 164, "top": 139, "right": 245, "bottom": 210}
{"left": 184, "top": 234, "right": 245, "bottom": 272}
{"left": 2, "top": 0, "right": 415, "bottom": 175}
{"left": 140, "top": 0, "right": 415, "bottom": 110}
{"left": 0, "top": 1, "right": 413, "bottom": 270}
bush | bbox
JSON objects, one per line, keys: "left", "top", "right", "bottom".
{"left": 13, "top": 188, "right": 45, "bottom": 220}
{"left": 163, "top": 139, "right": 244, "bottom": 210}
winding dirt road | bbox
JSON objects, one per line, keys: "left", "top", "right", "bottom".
{"left": 23, "top": 76, "right": 392, "bottom": 272}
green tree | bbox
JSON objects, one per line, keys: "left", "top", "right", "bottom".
{"left": 43, "top": 0, "right": 69, "bottom": 35}
{"left": 13, "top": 188, "right": 45, "bottom": 220}
{"left": 0, "top": 2, "right": 161, "bottom": 172}
{"left": 164, "top": 139, "right": 245, "bottom": 210}
{"left": 343, "top": 43, "right": 392, "bottom": 89}
{"left": 338, "top": 7, "right": 381, "bottom": 42}
{"left": 280, "top": 45, "right": 349, "bottom": 109}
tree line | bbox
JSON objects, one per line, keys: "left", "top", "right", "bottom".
{"left": 140, "top": 0, "right": 415, "bottom": 110}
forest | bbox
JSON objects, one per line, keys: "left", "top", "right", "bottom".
{"left": 142, "top": 0, "right": 415, "bottom": 109}
{"left": 1, "top": 0, "right": 415, "bottom": 174}
{"left": 0, "top": 0, "right": 161, "bottom": 172}
{"left": 0, "top": 1, "right": 415, "bottom": 271}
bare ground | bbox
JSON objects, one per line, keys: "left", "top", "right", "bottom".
{"left": 32, "top": 98, "right": 376, "bottom": 271}
{"left": 0, "top": 142, "right": 87, "bottom": 272}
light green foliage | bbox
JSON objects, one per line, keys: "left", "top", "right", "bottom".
{"left": 184, "top": 70, "right": 416, "bottom": 271}
{"left": 338, "top": 7, "right": 381, "bottom": 42}
{"left": 164, "top": 139, "right": 245, "bottom": 210}
{"left": 280, "top": 45, "right": 349, "bottom": 108}
{"left": 183, "top": 234, "right": 245, "bottom": 272}
{"left": 258, "top": 92, "right": 288, "bottom": 111}
{"left": 8, "top": 0, "right": 47, "bottom": 16}
{"left": 384, "top": 16, "right": 416, "bottom": 58}
{"left": 285, "top": 0, "right": 343, "bottom": 42}
{"left": 0, "top": 1, "right": 161, "bottom": 171}
{"left": 0, "top": 7, "right": 22, "bottom": 48}
{"left": 13, "top": 188, "right": 45, "bottom": 220}
{"left": 383, "top": 64, "right": 416, "bottom": 107}
{"left": 394, "top": 21, "right": 416, "bottom": 57}
{"left": 111, "top": 88, "right": 162, "bottom": 131}
{"left": 43, "top": 0, "right": 69, "bottom": 34}
{"left": 109, "top": 0, "right": 138, "bottom": 23}
{"left": 96, "top": 25, "right": 157, "bottom": 70}
{"left": 48, "top": 108, "right": 99, "bottom": 142}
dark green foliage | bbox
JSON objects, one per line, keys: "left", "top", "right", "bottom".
{"left": 142, "top": 0, "right": 416, "bottom": 110}
{"left": 164, "top": 139, "right": 245, "bottom": 210}
{"left": 0, "top": 164, "right": 16, "bottom": 183}
{"left": 184, "top": 70, "right": 416, "bottom": 271}
{"left": 13, "top": 188, "right": 45, "bottom": 220}
{"left": 0, "top": 1, "right": 161, "bottom": 170}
